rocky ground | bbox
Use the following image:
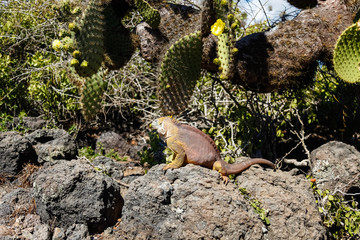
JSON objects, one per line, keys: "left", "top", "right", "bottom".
{"left": 0, "top": 117, "right": 359, "bottom": 239}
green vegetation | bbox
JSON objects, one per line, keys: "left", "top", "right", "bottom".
{"left": 309, "top": 178, "right": 360, "bottom": 239}
{"left": 138, "top": 130, "right": 166, "bottom": 167}
{"left": 159, "top": 31, "right": 203, "bottom": 114}
{"left": 78, "top": 143, "right": 127, "bottom": 162}
{"left": 333, "top": 23, "right": 360, "bottom": 83}
{"left": 1, "top": 1, "right": 360, "bottom": 237}
{"left": 0, "top": 0, "right": 79, "bottom": 122}
{"left": 135, "top": 0, "right": 161, "bottom": 29}
{"left": 239, "top": 187, "right": 270, "bottom": 225}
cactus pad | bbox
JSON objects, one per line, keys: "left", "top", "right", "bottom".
{"left": 217, "top": 32, "right": 234, "bottom": 79}
{"left": 72, "top": 0, "right": 108, "bottom": 77}
{"left": 135, "top": 0, "right": 161, "bottom": 29}
{"left": 159, "top": 31, "right": 203, "bottom": 115}
{"left": 80, "top": 72, "right": 107, "bottom": 121}
{"left": 334, "top": 23, "right": 360, "bottom": 83}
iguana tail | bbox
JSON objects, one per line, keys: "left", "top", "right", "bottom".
{"left": 223, "top": 158, "right": 275, "bottom": 175}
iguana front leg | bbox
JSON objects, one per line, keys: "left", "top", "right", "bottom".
{"left": 163, "top": 139, "right": 186, "bottom": 170}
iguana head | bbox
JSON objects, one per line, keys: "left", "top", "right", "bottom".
{"left": 151, "top": 117, "right": 175, "bottom": 139}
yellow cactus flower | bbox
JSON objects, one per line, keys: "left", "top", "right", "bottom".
{"left": 80, "top": 60, "right": 88, "bottom": 68}
{"left": 70, "top": 58, "right": 79, "bottom": 67}
{"left": 52, "top": 39, "right": 62, "bottom": 51}
{"left": 220, "top": 0, "right": 228, "bottom": 6}
{"left": 72, "top": 50, "right": 81, "bottom": 59}
{"left": 211, "top": 19, "right": 226, "bottom": 36}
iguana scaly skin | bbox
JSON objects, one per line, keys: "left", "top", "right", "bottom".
{"left": 152, "top": 117, "right": 275, "bottom": 182}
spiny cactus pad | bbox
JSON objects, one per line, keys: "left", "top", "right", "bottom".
{"left": 72, "top": 0, "right": 108, "bottom": 77}
{"left": 217, "top": 32, "right": 233, "bottom": 79}
{"left": 135, "top": 0, "right": 161, "bottom": 29}
{"left": 334, "top": 23, "right": 360, "bottom": 83}
{"left": 80, "top": 72, "right": 107, "bottom": 121}
{"left": 159, "top": 31, "right": 203, "bottom": 115}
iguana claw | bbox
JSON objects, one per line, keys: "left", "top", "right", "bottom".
{"left": 163, "top": 164, "right": 171, "bottom": 171}
{"left": 221, "top": 175, "right": 229, "bottom": 185}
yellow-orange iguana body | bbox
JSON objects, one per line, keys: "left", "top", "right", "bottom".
{"left": 152, "top": 117, "right": 275, "bottom": 182}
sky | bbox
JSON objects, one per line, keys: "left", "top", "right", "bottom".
{"left": 237, "top": 0, "right": 299, "bottom": 25}
{"left": 186, "top": 0, "right": 299, "bottom": 25}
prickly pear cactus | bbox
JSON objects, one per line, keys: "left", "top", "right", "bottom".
{"left": 333, "top": 23, "right": 360, "bottom": 83}
{"left": 135, "top": 0, "right": 161, "bottom": 29}
{"left": 211, "top": 1, "right": 238, "bottom": 80}
{"left": 159, "top": 31, "right": 203, "bottom": 115}
{"left": 80, "top": 71, "right": 107, "bottom": 121}
{"left": 217, "top": 30, "right": 234, "bottom": 79}
{"left": 70, "top": 0, "right": 110, "bottom": 77}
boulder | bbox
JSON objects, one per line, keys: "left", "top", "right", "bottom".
{"left": 236, "top": 165, "right": 326, "bottom": 240}
{"left": 310, "top": 141, "right": 360, "bottom": 200}
{"left": 25, "top": 129, "right": 77, "bottom": 163}
{"left": 0, "top": 187, "right": 45, "bottom": 240}
{"left": 116, "top": 164, "right": 267, "bottom": 239}
{"left": 96, "top": 131, "right": 144, "bottom": 161}
{"left": 92, "top": 156, "right": 145, "bottom": 197}
{"left": 52, "top": 224, "right": 90, "bottom": 240}
{"left": 0, "top": 132, "right": 37, "bottom": 176}
{"left": 114, "top": 163, "right": 327, "bottom": 240}
{"left": 0, "top": 188, "right": 34, "bottom": 224}
{"left": 32, "top": 159, "right": 123, "bottom": 233}
{"left": 7, "top": 116, "right": 48, "bottom": 131}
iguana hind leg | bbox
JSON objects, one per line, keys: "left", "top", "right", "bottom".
{"left": 163, "top": 140, "right": 186, "bottom": 170}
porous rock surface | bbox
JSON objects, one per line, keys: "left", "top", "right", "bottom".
{"left": 92, "top": 156, "right": 145, "bottom": 197}
{"left": 110, "top": 163, "right": 326, "bottom": 240}
{"left": 95, "top": 131, "right": 144, "bottom": 161}
{"left": 236, "top": 165, "right": 327, "bottom": 240}
{"left": 6, "top": 116, "right": 48, "bottom": 131}
{"left": 310, "top": 141, "right": 360, "bottom": 198}
{"left": 26, "top": 129, "right": 77, "bottom": 163}
{"left": 117, "top": 164, "right": 265, "bottom": 239}
{"left": 0, "top": 129, "right": 77, "bottom": 177}
{"left": 32, "top": 159, "right": 123, "bottom": 233}
{"left": 0, "top": 131, "right": 37, "bottom": 176}
{"left": 0, "top": 187, "right": 49, "bottom": 239}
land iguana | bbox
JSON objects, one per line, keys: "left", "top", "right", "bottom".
{"left": 151, "top": 117, "right": 275, "bottom": 182}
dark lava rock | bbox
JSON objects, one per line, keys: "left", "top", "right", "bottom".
{"left": 310, "top": 141, "right": 360, "bottom": 201}
{"left": 96, "top": 131, "right": 145, "bottom": 161}
{"left": 32, "top": 159, "right": 123, "bottom": 233}
{"left": 0, "top": 132, "right": 37, "bottom": 176}
{"left": 236, "top": 164, "right": 326, "bottom": 240}
{"left": 116, "top": 164, "right": 265, "bottom": 240}
{"left": 112, "top": 163, "right": 326, "bottom": 240}
{"left": 25, "top": 129, "right": 77, "bottom": 163}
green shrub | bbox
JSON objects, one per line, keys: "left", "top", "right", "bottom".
{"left": 310, "top": 178, "right": 360, "bottom": 239}
{"left": 0, "top": 0, "right": 80, "bottom": 121}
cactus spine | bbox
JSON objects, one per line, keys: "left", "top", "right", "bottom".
{"left": 135, "top": 0, "right": 161, "bottom": 29}
{"left": 70, "top": 0, "right": 110, "bottom": 77}
{"left": 80, "top": 71, "right": 107, "bottom": 121}
{"left": 159, "top": 31, "right": 203, "bottom": 114}
{"left": 212, "top": 0, "right": 237, "bottom": 80}
{"left": 333, "top": 23, "right": 360, "bottom": 83}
